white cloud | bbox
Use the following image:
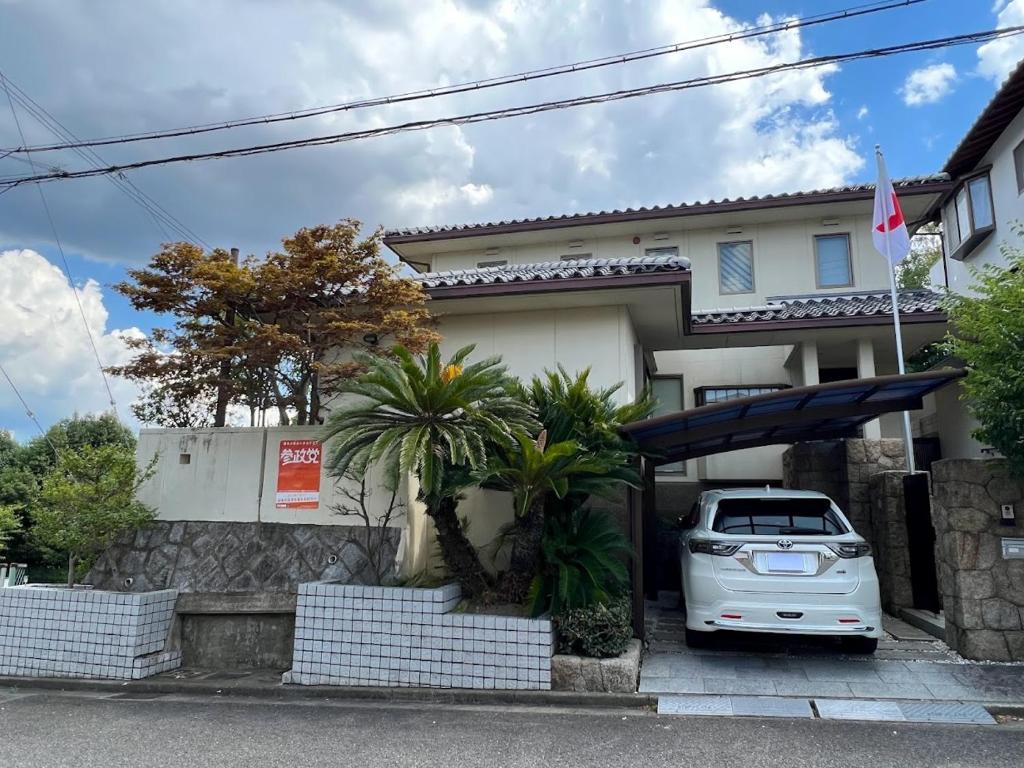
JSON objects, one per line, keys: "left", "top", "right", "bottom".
{"left": 857, "top": 106, "right": 869, "bottom": 120}
{"left": 978, "top": 0, "right": 1024, "bottom": 83}
{"left": 900, "top": 63, "right": 957, "bottom": 106}
{"left": 0, "top": 0, "right": 867, "bottom": 258}
{"left": 0, "top": 249, "right": 143, "bottom": 430}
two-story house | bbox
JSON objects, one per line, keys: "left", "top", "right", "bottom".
{"left": 926, "top": 58, "right": 1024, "bottom": 460}
{"left": 384, "top": 176, "right": 952, "bottom": 534}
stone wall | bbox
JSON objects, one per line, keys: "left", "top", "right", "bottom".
{"left": 784, "top": 439, "right": 908, "bottom": 544}
{"left": 88, "top": 521, "right": 401, "bottom": 594}
{"left": 868, "top": 471, "right": 915, "bottom": 614}
{"left": 284, "top": 582, "right": 554, "bottom": 689}
{"left": 931, "top": 459, "right": 1024, "bottom": 661}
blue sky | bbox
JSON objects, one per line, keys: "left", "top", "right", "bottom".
{"left": 1, "top": 0, "right": 1021, "bottom": 438}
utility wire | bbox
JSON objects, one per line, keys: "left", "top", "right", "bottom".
{"left": 0, "top": 363, "right": 59, "bottom": 456}
{"left": 1, "top": 73, "right": 120, "bottom": 416}
{"left": 5, "top": 0, "right": 926, "bottom": 154}
{"left": 0, "top": 25, "right": 1018, "bottom": 188}
{"left": 0, "top": 75, "right": 210, "bottom": 247}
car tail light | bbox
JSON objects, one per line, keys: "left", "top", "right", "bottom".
{"left": 688, "top": 539, "right": 741, "bottom": 556}
{"left": 827, "top": 542, "right": 872, "bottom": 559}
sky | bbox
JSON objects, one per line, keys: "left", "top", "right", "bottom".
{"left": 1, "top": 0, "right": 1023, "bottom": 438}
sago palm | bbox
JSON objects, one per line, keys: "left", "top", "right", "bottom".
{"left": 322, "top": 343, "right": 536, "bottom": 595}
{"left": 485, "top": 431, "right": 620, "bottom": 600}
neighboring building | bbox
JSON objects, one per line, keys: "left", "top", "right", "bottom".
{"left": 925, "top": 58, "right": 1024, "bottom": 460}
{"left": 385, "top": 176, "right": 951, "bottom": 517}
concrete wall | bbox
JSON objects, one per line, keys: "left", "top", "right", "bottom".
{"left": 931, "top": 459, "right": 1024, "bottom": 661}
{"left": 933, "top": 107, "right": 1024, "bottom": 296}
{"left": 429, "top": 214, "right": 892, "bottom": 309}
{"left": 137, "top": 427, "right": 404, "bottom": 527}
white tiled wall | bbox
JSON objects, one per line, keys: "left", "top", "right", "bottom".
{"left": 284, "top": 582, "right": 554, "bottom": 690}
{"left": 0, "top": 586, "right": 181, "bottom": 680}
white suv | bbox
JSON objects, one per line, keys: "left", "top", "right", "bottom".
{"left": 678, "top": 488, "right": 882, "bottom": 654}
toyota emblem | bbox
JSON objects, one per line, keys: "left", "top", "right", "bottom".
{"left": 777, "top": 539, "right": 794, "bottom": 550}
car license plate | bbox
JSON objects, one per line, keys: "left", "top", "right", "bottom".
{"left": 765, "top": 552, "right": 805, "bottom": 573}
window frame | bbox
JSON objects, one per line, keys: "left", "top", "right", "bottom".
{"left": 813, "top": 233, "right": 854, "bottom": 289}
{"left": 559, "top": 253, "right": 592, "bottom": 261}
{"left": 1015, "top": 139, "right": 1024, "bottom": 195}
{"left": 943, "top": 169, "right": 996, "bottom": 261}
{"left": 717, "top": 239, "right": 755, "bottom": 295}
{"left": 651, "top": 375, "right": 686, "bottom": 476}
{"left": 476, "top": 259, "right": 508, "bottom": 268}
{"left": 645, "top": 246, "right": 679, "bottom": 259}
{"left": 693, "top": 383, "right": 790, "bottom": 407}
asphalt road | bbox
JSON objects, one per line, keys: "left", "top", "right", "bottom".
{"left": 1, "top": 690, "right": 1022, "bottom": 768}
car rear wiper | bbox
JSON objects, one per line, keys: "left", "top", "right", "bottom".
{"left": 777, "top": 526, "right": 827, "bottom": 535}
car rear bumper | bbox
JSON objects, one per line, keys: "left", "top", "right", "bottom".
{"left": 685, "top": 589, "right": 883, "bottom": 638}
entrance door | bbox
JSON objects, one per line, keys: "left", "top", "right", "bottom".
{"left": 903, "top": 473, "right": 942, "bottom": 612}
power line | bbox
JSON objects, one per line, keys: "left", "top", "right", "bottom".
{"left": 0, "top": 363, "right": 58, "bottom": 456}
{"left": 5, "top": 0, "right": 926, "bottom": 155}
{"left": 1, "top": 73, "right": 120, "bottom": 416}
{"left": 0, "top": 75, "right": 211, "bottom": 247}
{"left": 0, "top": 25, "right": 1018, "bottom": 188}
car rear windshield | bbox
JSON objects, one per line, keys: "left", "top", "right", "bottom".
{"left": 711, "top": 497, "right": 848, "bottom": 536}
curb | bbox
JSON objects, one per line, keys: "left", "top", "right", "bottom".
{"left": 0, "top": 675, "right": 658, "bottom": 710}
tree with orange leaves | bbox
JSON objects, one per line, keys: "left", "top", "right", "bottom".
{"left": 109, "top": 220, "right": 437, "bottom": 427}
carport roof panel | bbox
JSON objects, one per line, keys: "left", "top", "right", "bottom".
{"left": 620, "top": 369, "right": 966, "bottom": 464}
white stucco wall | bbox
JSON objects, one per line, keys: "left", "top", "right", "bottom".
{"left": 137, "top": 427, "right": 405, "bottom": 527}
{"left": 653, "top": 345, "right": 792, "bottom": 481}
{"left": 933, "top": 107, "right": 1024, "bottom": 294}
{"left": 429, "top": 214, "right": 890, "bottom": 311}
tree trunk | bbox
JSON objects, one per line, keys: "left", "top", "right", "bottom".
{"left": 426, "top": 496, "right": 492, "bottom": 598}
{"left": 213, "top": 357, "right": 231, "bottom": 427}
{"left": 66, "top": 553, "right": 77, "bottom": 589}
{"left": 502, "top": 498, "right": 546, "bottom": 603}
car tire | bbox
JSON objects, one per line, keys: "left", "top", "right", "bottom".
{"left": 685, "top": 627, "right": 711, "bottom": 649}
{"left": 841, "top": 636, "right": 878, "bottom": 655}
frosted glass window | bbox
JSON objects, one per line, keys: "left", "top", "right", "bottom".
{"left": 968, "top": 176, "right": 993, "bottom": 230}
{"left": 652, "top": 377, "right": 684, "bottom": 475}
{"left": 815, "top": 234, "right": 853, "bottom": 288}
{"left": 718, "top": 241, "right": 754, "bottom": 294}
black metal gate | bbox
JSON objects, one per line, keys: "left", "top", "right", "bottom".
{"left": 903, "top": 473, "right": 942, "bottom": 613}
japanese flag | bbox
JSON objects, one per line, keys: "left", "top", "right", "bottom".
{"left": 872, "top": 147, "right": 911, "bottom": 265}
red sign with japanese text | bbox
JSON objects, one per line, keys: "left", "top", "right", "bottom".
{"left": 275, "top": 439, "right": 322, "bottom": 509}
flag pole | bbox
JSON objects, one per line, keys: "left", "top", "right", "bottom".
{"left": 876, "top": 144, "right": 916, "bottom": 474}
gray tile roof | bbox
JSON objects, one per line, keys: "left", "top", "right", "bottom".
{"left": 385, "top": 175, "right": 950, "bottom": 240}
{"left": 692, "top": 289, "right": 944, "bottom": 327}
{"left": 414, "top": 254, "right": 690, "bottom": 289}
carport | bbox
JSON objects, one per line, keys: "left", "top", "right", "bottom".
{"left": 618, "top": 368, "right": 967, "bottom": 637}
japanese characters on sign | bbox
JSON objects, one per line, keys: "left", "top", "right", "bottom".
{"left": 275, "top": 439, "right": 322, "bottom": 509}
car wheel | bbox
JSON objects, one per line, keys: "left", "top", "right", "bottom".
{"left": 685, "top": 627, "right": 711, "bottom": 649}
{"left": 841, "top": 636, "right": 878, "bottom": 655}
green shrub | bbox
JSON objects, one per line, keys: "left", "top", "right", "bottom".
{"left": 554, "top": 595, "right": 633, "bottom": 658}
{"left": 528, "top": 507, "right": 631, "bottom": 616}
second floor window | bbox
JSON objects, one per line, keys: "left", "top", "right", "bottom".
{"left": 695, "top": 384, "right": 787, "bottom": 406}
{"left": 718, "top": 240, "right": 754, "bottom": 294}
{"left": 477, "top": 259, "right": 507, "bottom": 268}
{"left": 815, "top": 234, "right": 853, "bottom": 288}
{"left": 645, "top": 246, "right": 679, "bottom": 259}
{"left": 944, "top": 172, "right": 995, "bottom": 260}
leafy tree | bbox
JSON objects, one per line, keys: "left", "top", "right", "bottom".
{"left": 898, "top": 224, "right": 942, "bottom": 289}
{"left": 110, "top": 220, "right": 438, "bottom": 427}
{"left": 0, "top": 414, "right": 136, "bottom": 571}
{"left": 528, "top": 507, "right": 630, "bottom": 617}
{"left": 322, "top": 343, "right": 536, "bottom": 597}
{"left": 943, "top": 237, "right": 1024, "bottom": 477}
{"left": 0, "top": 504, "right": 21, "bottom": 559}
{"left": 34, "top": 444, "right": 156, "bottom": 588}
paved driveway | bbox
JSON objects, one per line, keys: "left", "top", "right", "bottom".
{"left": 641, "top": 599, "right": 1024, "bottom": 704}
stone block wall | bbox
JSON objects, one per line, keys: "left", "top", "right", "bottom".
{"left": 868, "top": 471, "right": 915, "bottom": 614}
{"left": 0, "top": 586, "right": 180, "bottom": 679}
{"left": 285, "top": 582, "right": 554, "bottom": 689}
{"left": 784, "top": 439, "right": 907, "bottom": 544}
{"left": 88, "top": 521, "right": 401, "bottom": 594}
{"left": 931, "top": 459, "right": 1024, "bottom": 661}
